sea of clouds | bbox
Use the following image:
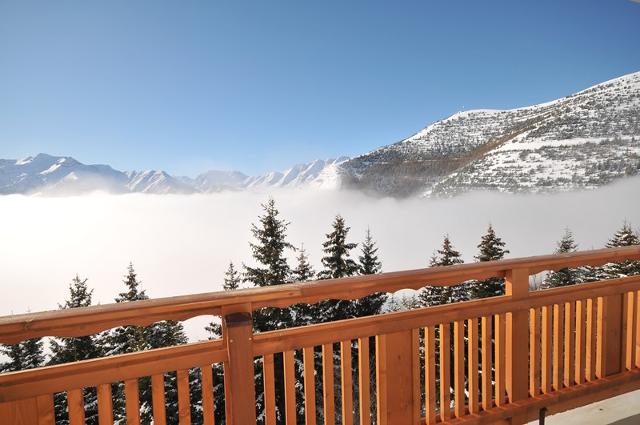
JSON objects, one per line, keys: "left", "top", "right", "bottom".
{"left": 1, "top": 176, "right": 639, "bottom": 341}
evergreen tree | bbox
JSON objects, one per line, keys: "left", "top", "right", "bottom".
{"left": 291, "top": 245, "right": 317, "bottom": 327}
{"left": 541, "top": 229, "right": 584, "bottom": 289}
{"left": 104, "top": 263, "right": 188, "bottom": 424}
{"left": 244, "top": 198, "right": 295, "bottom": 332}
{"left": 292, "top": 245, "right": 315, "bottom": 283}
{"left": 206, "top": 262, "right": 241, "bottom": 339}
{"left": 419, "top": 235, "right": 465, "bottom": 307}
{"left": 49, "top": 275, "right": 103, "bottom": 425}
{"left": 0, "top": 338, "right": 45, "bottom": 372}
{"left": 602, "top": 222, "right": 640, "bottom": 278}
{"left": 318, "top": 215, "right": 359, "bottom": 322}
{"left": 355, "top": 228, "right": 387, "bottom": 317}
{"left": 243, "top": 199, "right": 296, "bottom": 423}
{"left": 105, "top": 263, "right": 150, "bottom": 355}
{"left": 470, "top": 225, "right": 510, "bottom": 298}
{"left": 223, "top": 261, "right": 241, "bottom": 291}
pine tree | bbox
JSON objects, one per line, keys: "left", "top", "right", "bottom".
{"left": 104, "top": 263, "right": 188, "bottom": 423}
{"left": 243, "top": 199, "right": 296, "bottom": 424}
{"left": 291, "top": 245, "right": 317, "bottom": 327}
{"left": 292, "top": 245, "right": 315, "bottom": 283}
{"left": 319, "top": 215, "right": 359, "bottom": 280}
{"left": 0, "top": 338, "right": 45, "bottom": 372}
{"left": 602, "top": 222, "right": 640, "bottom": 278}
{"left": 419, "top": 235, "right": 465, "bottom": 307}
{"left": 541, "top": 229, "right": 584, "bottom": 289}
{"left": 244, "top": 198, "right": 295, "bottom": 332}
{"left": 49, "top": 275, "right": 103, "bottom": 425}
{"left": 470, "top": 225, "right": 510, "bottom": 298}
{"left": 206, "top": 262, "right": 241, "bottom": 339}
{"left": 223, "top": 261, "right": 241, "bottom": 291}
{"left": 355, "top": 228, "right": 387, "bottom": 317}
{"left": 105, "top": 263, "right": 150, "bottom": 355}
{"left": 318, "top": 215, "right": 359, "bottom": 322}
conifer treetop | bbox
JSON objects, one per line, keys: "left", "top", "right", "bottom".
{"left": 319, "top": 214, "right": 359, "bottom": 279}
{"left": 244, "top": 198, "right": 294, "bottom": 287}
{"left": 475, "top": 224, "right": 509, "bottom": 262}
{"left": 223, "top": 261, "right": 241, "bottom": 291}
{"left": 116, "top": 262, "right": 148, "bottom": 303}
{"left": 359, "top": 227, "right": 382, "bottom": 275}
{"left": 430, "top": 234, "right": 464, "bottom": 267}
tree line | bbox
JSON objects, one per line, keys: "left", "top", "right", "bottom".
{"left": 1, "top": 198, "right": 639, "bottom": 424}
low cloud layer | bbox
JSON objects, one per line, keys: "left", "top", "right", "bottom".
{"left": 1, "top": 177, "right": 639, "bottom": 341}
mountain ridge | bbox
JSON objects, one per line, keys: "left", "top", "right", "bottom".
{"left": 2, "top": 71, "right": 639, "bottom": 196}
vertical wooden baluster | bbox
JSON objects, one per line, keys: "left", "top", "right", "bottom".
{"left": 541, "top": 305, "right": 552, "bottom": 394}
{"left": 481, "top": 316, "right": 492, "bottom": 411}
{"left": 495, "top": 314, "right": 506, "bottom": 407}
{"left": 553, "top": 303, "right": 564, "bottom": 390}
{"left": 125, "top": 379, "right": 140, "bottom": 425}
{"left": 358, "top": 338, "right": 371, "bottom": 425}
{"left": 68, "top": 389, "right": 85, "bottom": 425}
{"left": 97, "top": 384, "right": 114, "bottom": 425}
{"left": 323, "top": 343, "right": 336, "bottom": 425}
{"left": 624, "top": 292, "right": 636, "bottom": 371}
{"left": 36, "top": 394, "right": 55, "bottom": 425}
{"left": 575, "top": 300, "right": 586, "bottom": 385}
{"left": 586, "top": 299, "right": 596, "bottom": 382}
{"left": 564, "top": 302, "right": 575, "bottom": 388}
{"left": 151, "top": 374, "right": 167, "bottom": 425}
{"left": 223, "top": 361, "right": 232, "bottom": 425}
{"left": 425, "top": 326, "right": 437, "bottom": 424}
{"left": 304, "top": 347, "right": 317, "bottom": 425}
{"left": 223, "top": 308, "right": 257, "bottom": 425}
{"left": 201, "top": 365, "right": 215, "bottom": 425}
{"left": 468, "top": 318, "right": 479, "bottom": 415}
{"left": 412, "top": 329, "right": 421, "bottom": 425}
{"left": 439, "top": 323, "right": 451, "bottom": 419}
{"left": 177, "top": 369, "right": 192, "bottom": 425}
{"left": 341, "top": 340, "right": 354, "bottom": 425}
{"left": 454, "top": 320, "right": 465, "bottom": 419}
{"left": 263, "top": 354, "right": 277, "bottom": 425}
{"left": 596, "top": 296, "right": 607, "bottom": 379}
{"left": 622, "top": 292, "right": 630, "bottom": 370}
{"left": 636, "top": 291, "right": 640, "bottom": 369}
{"left": 529, "top": 308, "right": 540, "bottom": 397}
{"left": 284, "top": 350, "right": 297, "bottom": 425}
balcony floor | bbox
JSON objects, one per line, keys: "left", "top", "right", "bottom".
{"left": 528, "top": 389, "right": 640, "bottom": 425}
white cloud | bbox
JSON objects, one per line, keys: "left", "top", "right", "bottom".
{"left": 1, "top": 177, "right": 639, "bottom": 341}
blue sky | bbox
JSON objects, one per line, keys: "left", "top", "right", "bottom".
{"left": 1, "top": 0, "right": 639, "bottom": 176}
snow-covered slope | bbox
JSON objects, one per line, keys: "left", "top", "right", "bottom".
{"left": 341, "top": 71, "right": 640, "bottom": 197}
{"left": 126, "top": 170, "right": 196, "bottom": 194}
{"left": 0, "top": 153, "right": 128, "bottom": 194}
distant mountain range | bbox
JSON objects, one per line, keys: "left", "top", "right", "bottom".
{"left": 2, "top": 71, "right": 639, "bottom": 197}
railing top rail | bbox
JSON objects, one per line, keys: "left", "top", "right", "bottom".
{"left": 0, "top": 246, "right": 638, "bottom": 344}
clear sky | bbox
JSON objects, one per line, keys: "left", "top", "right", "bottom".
{"left": 1, "top": 0, "right": 639, "bottom": 176}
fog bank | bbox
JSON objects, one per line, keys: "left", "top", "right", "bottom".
{"left": 1, "top": 177, "right": 639, "bottom": 341}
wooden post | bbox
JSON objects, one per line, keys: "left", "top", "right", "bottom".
{"left": 603, "top": 294, "right": 624, "bottom": 376}
{"left": 376, "top": 330, "right": 419, "bottom": 425}
{"left": 223, "top": 307, "right": 257, "bottom": 425}
{"left": 505, "top": 268, "right": 529, "bottom": 425}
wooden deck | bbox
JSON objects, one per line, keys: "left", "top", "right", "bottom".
{"left": 1, "top": 246, "right": 640, "bottom": 424}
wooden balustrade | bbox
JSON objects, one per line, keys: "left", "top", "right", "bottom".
{"left": 1, "top": 246, "right": 640, "bottom": 424}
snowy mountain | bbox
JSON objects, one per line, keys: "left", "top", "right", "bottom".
{"left": 2, "top": 71, "right": 639, "bottom": 197}
{"left": 0, "top": 153, "right": 128, "bottom": 195}
{"left": 340, "top": 71, "right": 640, "bottom": 197}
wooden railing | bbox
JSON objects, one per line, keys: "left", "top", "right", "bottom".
{"left": 1, "top": 246, "right": 640, "bottom": 424}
